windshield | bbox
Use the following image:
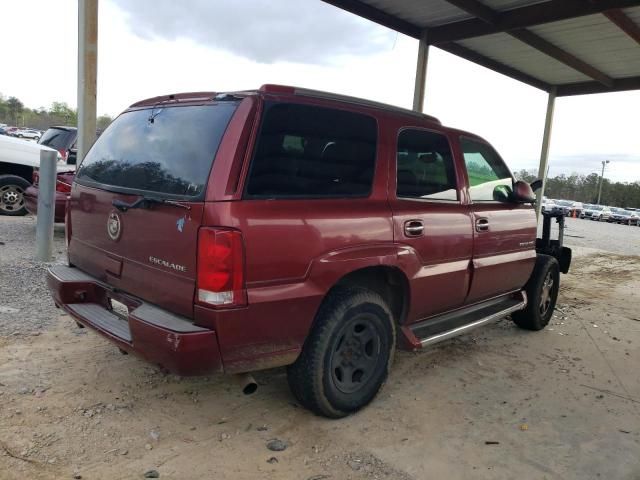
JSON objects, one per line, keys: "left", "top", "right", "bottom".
{"left": 591, "top": 206, "right": 603, "bottom": 211}
{"left": 75, "top": 103, "right": 237, "bottom": 199}
{"left": 556, "top": 200, "right": 573, "bottom": 206}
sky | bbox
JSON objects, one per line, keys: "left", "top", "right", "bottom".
{"left": 1, "top": 0, "right": 639, "bottom": 182}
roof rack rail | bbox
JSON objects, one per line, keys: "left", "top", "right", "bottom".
{"left": 259, "top": 84, "right": 441, "bottom": 124}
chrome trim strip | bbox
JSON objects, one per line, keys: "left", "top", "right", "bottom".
{"left": 420, "top": 291, "right": 527, "bottom": 347}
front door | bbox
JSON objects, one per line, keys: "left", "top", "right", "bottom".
{"left": 459, "top": 136, "right": 537, "bottom": 304}
{"left": 389, "top": 127, "right": 474, "bottom": 322}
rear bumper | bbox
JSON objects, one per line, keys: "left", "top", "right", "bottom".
{"left": 24, "top": 186, "right": 67, "bottom": 222}
{"left": 47, "top": 265, "right": 223, "bottom": 376}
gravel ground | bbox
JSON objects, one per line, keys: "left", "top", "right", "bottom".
{"left": 0, "top": 216, "right": 66, "bottom": 336}
{"left": 0, "top": 214, "right": 639, "bottom": 479}
{"left": 541, "top": 216, "right": 640, "bottom": 256}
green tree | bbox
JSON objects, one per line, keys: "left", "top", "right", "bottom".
{"left": 97, "top": 114, "right": 113, "bottom": 131}
{"left": 6, "top": 96, "right": 23, "bottom": 124}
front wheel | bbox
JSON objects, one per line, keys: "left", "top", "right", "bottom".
{"left": 512, "top": 255, "right": 560, "bottom": 331}
{"left": 287, "top": 287, "right": 395, "bottom": 418}
{"left": 0, "top": 175, "right": 30, "bottom": 216}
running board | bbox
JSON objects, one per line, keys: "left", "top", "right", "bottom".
{"left": 407, "top": 291, "right": 527, "bottom": 348}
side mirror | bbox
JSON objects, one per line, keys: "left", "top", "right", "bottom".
{"left": 513, "top": 180, "right": 536, "bottom": 203}
{"left": 530, "top": 179, "right": 543, "bottom": 191}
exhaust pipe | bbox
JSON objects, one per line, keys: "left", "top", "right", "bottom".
{"left": 235, "top": 373, "right": 258, "bottom": 395}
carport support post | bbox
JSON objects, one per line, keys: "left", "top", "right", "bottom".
{"left": 412, "top": 31, "right": 429, "bottom": 112}
{"left": 535, "top": 87, "right": 557, "bottom": 219}
{"left": 35, "top": 151, "right": 58, "bottom": 261}
{"left": 77, "top": 0, "right": 98, "bottom": 164}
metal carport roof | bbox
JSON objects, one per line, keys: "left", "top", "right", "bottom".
{"left": 322, "top": 0, "right": 640, "bottom": 96}
{"left": 322, "top": 0, "right": 640, "bottom": 214}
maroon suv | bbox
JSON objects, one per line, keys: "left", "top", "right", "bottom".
{"left": 47, "top": 85, "right": 570, "bottom": 417}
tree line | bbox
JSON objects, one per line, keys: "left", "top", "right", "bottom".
{"left": 515, "top": 169, "right": 640, "bottom": 209}
{"left": 0, "top": 94, "right": 112, "bottom": 131}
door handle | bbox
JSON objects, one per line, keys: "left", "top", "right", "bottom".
{"left": 475, "top": 218, "right": 490, "bottom": 232}
{"left": 404, "top": 220, "right": 424, "bottom": 237}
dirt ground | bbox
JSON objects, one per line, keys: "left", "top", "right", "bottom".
{"left": 1, "top": 221, "right": 639, "bottom": 479}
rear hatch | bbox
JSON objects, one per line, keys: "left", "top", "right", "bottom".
{"left": 39, "top": 127, "right": 77, "bottom": 162}
{"left": 69, "top": 100, "right": 238, "bottom": 318}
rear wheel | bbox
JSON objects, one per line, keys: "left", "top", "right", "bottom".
{"left": 287, "top": 287, "right": 395, "bottom": 418}
{"left": 0, "top": 175, "right": 29, "bottom": 216}
{"left": 512, "top": 255, "right": 560, "bottom": 331}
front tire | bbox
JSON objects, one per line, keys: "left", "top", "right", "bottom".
{"left": 512, "top": 255, "right": 560, "bottom": 331}
{"left": 0, "top": 175, "right": 30, "bottom": 216}
{"left": 287, "top": 287, "right": 395, "bottom": 418}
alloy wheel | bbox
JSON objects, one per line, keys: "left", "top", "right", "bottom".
{"left": 539, "top": 271, "right": 554, "bottom": 316}
{"left": 0, "top": 184, "right": 25, "bottom": 213}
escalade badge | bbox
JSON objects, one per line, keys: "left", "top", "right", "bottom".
{"left": 107, "top": 211, "right": 122, "bottom": 241}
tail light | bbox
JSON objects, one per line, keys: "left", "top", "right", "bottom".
{"left": 58, "top": 149, "right": 68, "bottom": 162}
{"left": 56, "top": 180, "right": 72, "bottom": 193}
{"left": 32, "top": 170, "right": 40, "bottom": 185}
{"left": 197, "top": 228, "right": 246, "bottom": 307}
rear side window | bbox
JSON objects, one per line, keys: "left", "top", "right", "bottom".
{"left": 396, "top": 129, "right": 457, "bottom": 201}
{"left": 461, "top": 137, "right": 513, "bottom": 202}
{"left": 245, "top": 103, "right": 377, "bottom": 198}
{"left": 39, "top": 128, "right": 76, "bottom": 150}
{"left": 75, "top": 104, "right": 237, "bottom": 198}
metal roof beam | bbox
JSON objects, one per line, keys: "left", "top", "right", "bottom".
{"left": 321, "top": 0, "right": 421, "bottom": 38}
{"left": 556, "top": 76, "right": 640, "bottom": 96}
{"left": 442, "top": 0, "right": 614, "bottom": 86}
{"left": 430, "top": 0, "right": 640, "bottom": 44}
{"left": 603, "top": 9, "right": 640, "bottom": 45}
{"left": 437, "top": 42, "right": 552, "bottom": 91}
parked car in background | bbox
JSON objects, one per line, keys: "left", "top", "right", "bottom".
{"left": 15, "top": 128, "right": 42, "bottom": 140}
{"left": 582, "top": 204, "right": 611, "bottom": 221}
{"left": 541, "top": 197, "right": 555, "bottom": 213}
{"left": 46, "top": 85, "right": 571, "bottom": 418}
{"left": 569, "top": 201, "right": 583, "bottom": 217}
{"left": 609, "top": 208, "right": 639, "bottom": 225}
{"left": 552, "top": 199, "right": 574, "bottom": 216}
{"left": 24, "top": 170, "right": 74, "bottom": 222}
{"left": 38, "top": 126, "right": 78, "bottom": 163}
{"left": 0, "top": 134, "right": 73, "bottom": 216}
{"left": 3, "top": 127, "right": 19, "bottom": 137}
{"left": 0, "top": 127, "right": 10, "bottom": 136}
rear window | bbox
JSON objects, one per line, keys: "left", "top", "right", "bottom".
{"left": 75, "top": 104, "right": 237, "bottom": 198}
{"left": 39, "top": 128, "right": 76, "bottom": 150}
{"left": 245, "top": 102, "right": 377, "bottom": 198}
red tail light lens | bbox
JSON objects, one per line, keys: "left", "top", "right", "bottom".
{"left": 56, "top": 180, "right": 72, "bottom": 193}
{"left": 197, "top": 228, "right": 246, "bottom": 307}
{"left": 32, "top": 170, "right": 40, "bottom": 185}
{"left": 58, "top": 149, "right": 68, "bottom": 162}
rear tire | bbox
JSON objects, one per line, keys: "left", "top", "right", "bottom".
{"left": 512, "top": 255, "right": 560, "bottom": 331}
{"left": 0, "top": 175, "right": 30, "bottom": 216}
{"left": 287, "top": 287, "right": 395, "bottom": 418}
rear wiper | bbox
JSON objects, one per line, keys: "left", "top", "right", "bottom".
{"left": 112, "top": 196, "right": 191, "bottom": 212}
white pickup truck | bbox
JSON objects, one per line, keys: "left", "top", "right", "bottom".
{"left": 0, "top": 135, "right": 74, "bottom": 216}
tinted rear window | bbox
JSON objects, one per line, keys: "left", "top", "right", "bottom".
{"left": 39, "top": 128, "right": 76, "bottom": 150}
{"left": 245, "top": 102, "right": 377, "bottom": 198}
{"left": 75, "top": 104, "right": 237, "bottom": 198}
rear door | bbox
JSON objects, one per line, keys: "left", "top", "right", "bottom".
{"left": 389, "top": 127, "right": 474, "bottom": 321}
{"left": 460, "top": 136, "right": 537, "bottom": 304}
{"left": 69, "top": 101, "right": 239, "bottom": 318}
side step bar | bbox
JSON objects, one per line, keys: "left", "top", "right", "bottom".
{"left": 408, "top": 291, "right": 527, "bottom": 348}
